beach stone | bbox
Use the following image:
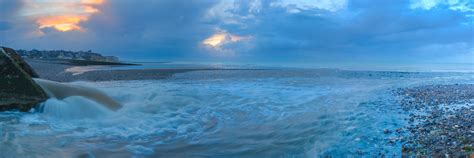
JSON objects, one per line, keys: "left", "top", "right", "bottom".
{"left": 0, "top": 47, "right": 48, "bottom": 111}
{"left": 396, "top": 84, "right": 474, "bottom": 156}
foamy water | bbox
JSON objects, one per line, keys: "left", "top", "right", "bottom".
{"left": 1, "top": 70, "right": 473, "bottom": 157}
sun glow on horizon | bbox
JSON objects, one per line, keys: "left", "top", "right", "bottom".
{"left": 202, "top": 31, "right": 252, "bottom": 56}
{"left": 37, "top": 15, "right": 88, "bottom": 32}
{"left": 82, "top": 0, "right": 104, "bottom": 5}
{"left": 203, "top": 33, "right": 227, "bottom": 47}
{"left": 203, "top": 32, "right": 250, "bottom": 48}
{"left": 23, "top": 0, "right": 105, "bottom": 32}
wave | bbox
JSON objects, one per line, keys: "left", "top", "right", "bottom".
{"left": 41, "top": 96, "right": 111, "bottom": 120}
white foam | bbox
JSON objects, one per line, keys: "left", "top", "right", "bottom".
{"left": 41, "top": 96, "right": 111, "bottom": 120}
{"left": 4, "top": 71, "right": 473, "bottom": 156}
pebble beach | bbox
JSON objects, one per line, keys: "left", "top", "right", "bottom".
{"left": 396, "top": 84, "right": 474, "bottom": 156}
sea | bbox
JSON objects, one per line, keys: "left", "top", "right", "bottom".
{"left": 1, "top": 62, "right": 473, "bottom": 157}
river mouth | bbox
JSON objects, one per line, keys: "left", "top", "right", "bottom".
{"left": 1, "top": 69, "right": 473, "bottom": 157}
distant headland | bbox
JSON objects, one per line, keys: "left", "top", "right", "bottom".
{"left": 16, "top": 49, "right": 138, "bottom": 66}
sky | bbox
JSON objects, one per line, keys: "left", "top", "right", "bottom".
{"left": 0, "top": 0, "right": 473, "bottom": 64}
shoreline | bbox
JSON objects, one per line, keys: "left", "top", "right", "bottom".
{"left": 27, "top": 60, "right": 268, "bottom": 82}
{"left": 27, "top": 59, "right": 139, "bottom": 66}
{"left": 25, "top": 60, "right": 474, "bottom": 156}
{"left": 27, "top": 60, "right": 474, "bottom": 82}
{"left": 27, "top": 60, "right": 198, "bottom": 82}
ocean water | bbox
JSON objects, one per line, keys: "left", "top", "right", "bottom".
{"left": 1, "top": 69, "right": 473, "bottom": 157}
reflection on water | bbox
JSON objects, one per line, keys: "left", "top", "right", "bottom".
{"left": 0, "top": 69, "right": 473, "bottom": 157}
{"left": 65, "top": 66, "right": 108, "bottom": 75}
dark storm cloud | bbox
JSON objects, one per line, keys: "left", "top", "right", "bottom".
{"left": 0, "top": 0, "right": 23, "bottom": 31}
{"left": 216, "top": 0, "right": 473, "bottom": 62}
{"left": 1, "top": 0, "right": 220, "bottom": 60}
{"left": 0, "top": 21, "right": 11, "bottom": 31}
{"left": 1, "top": 0, "right": 473, "bottom": 63}
{"left": 0, "top": 0, "right": 22, "bottom": 18}
{"left": 77, "top": 0, "right": 219, "bottom": 60}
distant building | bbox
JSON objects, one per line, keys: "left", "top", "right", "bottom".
{"left": 81, "top": 52, "right": 105, "bottom": 61}
{"left": 105, "top": 56, "right": 119, "bottom": 62}
{"left": 15, "top": 49, "right": 120, "bottom": 62}
{"left": 58, "top": 52, "right": 74, "bottom": 59}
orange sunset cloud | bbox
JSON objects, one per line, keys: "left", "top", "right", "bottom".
{"left": 37, "top": 15, "right": 88, "bottom": 32}
{"left": 22, "top": 0, "right": 105, "bottom": 32}
{"left": 82, "top": 0, "right": 104, "bottom": 5}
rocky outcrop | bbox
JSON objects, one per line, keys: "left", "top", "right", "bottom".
{"left": 2, "top": 47, "right": 39, "bottom": 78}
{"left": 0, "top": 47, "right": 48, "bottom": 111}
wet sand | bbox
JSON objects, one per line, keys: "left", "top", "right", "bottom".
{"left": 27, "top": 60, "right": 198, "bottom": 82}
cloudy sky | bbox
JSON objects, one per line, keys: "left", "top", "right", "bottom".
{"left": 0, "top": 0, "right": 472, "bottom": 64}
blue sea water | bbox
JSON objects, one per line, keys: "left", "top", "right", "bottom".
{"left": 1, "top": 68, "right": 473, "bottom": 157}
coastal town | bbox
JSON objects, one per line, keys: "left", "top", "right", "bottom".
{"left": 16, "top": 49, "right": 120, "bottom": 63}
